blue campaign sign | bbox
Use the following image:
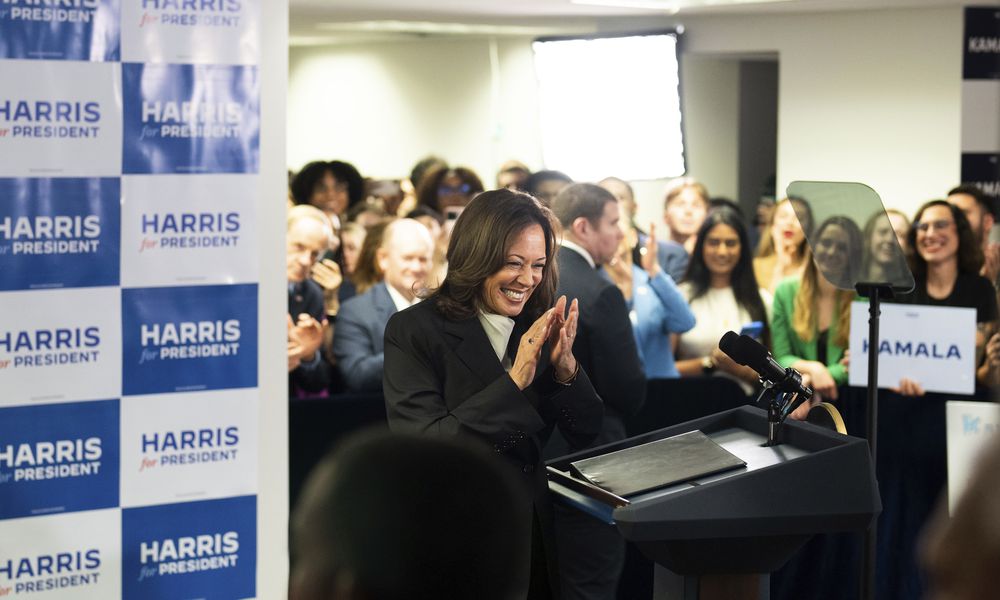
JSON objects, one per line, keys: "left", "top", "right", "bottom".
{"left": 122, "top": 63, "right": 260, "bottom": 174}
{"left": 122, "top": 495, "right": 256, "bottom": 600}
{"left": 0, "top": 178, "right": 120, "bottom": 291}
{"left": 0, "top": 399, "right": 119, "bottom": 520}
{"left": 121, "top": 284, "right": 258, "bottom": 395}
{"left": 0, "top": 0, "right": 120, "bottom": 61}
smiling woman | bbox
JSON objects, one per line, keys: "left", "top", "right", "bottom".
{"left": 381, "top": 188, "right": 604, "bottom": 598}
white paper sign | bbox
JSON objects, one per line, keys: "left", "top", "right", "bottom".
{"left": 0, "top": 287, "right": 122, "bottom": 407}
{"left": 849, "top": 303, "right": 977, "bottom": 395}
{"left": 946, "top": 400, "right": 1000, "bottom": 513}
{"left": 0, "top": 509, "right": 121, "bottom": 599}
{"left": 120, "top": 175, "right": 259, "bottom": 287}
{"left": 0, "top": 61, "right": 122, "bottom": 177}
{"left": 120, "top": 388, "right": 259, "bottom": 508}
{"left": 121, "top": 0, "right": 260, "bottom": 64}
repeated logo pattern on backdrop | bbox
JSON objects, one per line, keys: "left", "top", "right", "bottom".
{"left": 0, "top": 3, "right": 260, "bottom": 598}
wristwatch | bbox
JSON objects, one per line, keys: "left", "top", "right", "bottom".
{"left": 701, "top": 355, "right": 716, "bottom": 375}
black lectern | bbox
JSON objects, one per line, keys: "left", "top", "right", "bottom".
{"left": 547, "top": 406, "right": 880, "bottom": 600}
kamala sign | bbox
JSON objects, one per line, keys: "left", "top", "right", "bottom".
{"left": 849, "top": 303, "right": 977, "bottom": 395}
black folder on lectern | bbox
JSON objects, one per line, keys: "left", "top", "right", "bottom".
{"left": 569, "top": 430, "right": 746, "bottom": 497}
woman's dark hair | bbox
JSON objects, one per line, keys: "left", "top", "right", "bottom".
{"left": 907, "top": 200, "right": 984, "bottom": 279}
{"left": 432, "top": 189, "right": 558, "bottom": 321}
{"left": 405, "top": 205, "right": 445, "bottom": 225}
{"left": 290, "top": 160, "right": 364, "bottom": 210}
{"left": 409, "top": 156, "right": 448, "bottom": 191}
{"left": 684, "top": 208, "right": 770, "bottom": 346}
{"left": 525, "top": 170, "right": 573, "bottom": 197}
{"left": 290, "top": 161, "right": 331, "bottom": 206}
{"left": 329, "top": 160, "right": 365, "bottom": 210}
{"left": 416, "top": 166, "right": 485, "bottom": 213}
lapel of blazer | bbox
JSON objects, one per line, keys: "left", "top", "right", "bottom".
{"left": 372, "top": 283, "right": 397, "bottom": 321}
{"left": 442, "top": 314, "right": 506, "bottom": 386}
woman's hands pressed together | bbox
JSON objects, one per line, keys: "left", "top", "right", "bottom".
{"left": 509, "top": 295, "right": 579, "bottom": 390}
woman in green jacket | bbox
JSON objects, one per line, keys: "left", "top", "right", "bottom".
{"left": 770, "top": 216, "right": 863, "bottom": 404}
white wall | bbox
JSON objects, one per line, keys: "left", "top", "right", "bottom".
{"left": 289, "top": 6, "right": 962, "bottom": 224}
{"left": 260, "top": 2, "right": 289, "bottom": 598}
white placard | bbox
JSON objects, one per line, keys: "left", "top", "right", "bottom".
{"left": 946, "top": 400, "right": 1000, "bottom": 513}
{"left": 120, "top": 175, "right": 259, "bottom": 287}
{"left": 119, "top": 388, "right": 258, "bottom": 508}
{"left": 0, "top": 509, "right": 121, "bottom": 599}
{"left": 121, "top": 0, "right": 260, "bottom": 65}
{"left": 0, "top": 61, "right": 122, "bottom": 177}
{"left": 0, "top": 287, "right": 122, "bottom": 407}
{"left": 849, "top": 303, "right": 977, "bottom": 395}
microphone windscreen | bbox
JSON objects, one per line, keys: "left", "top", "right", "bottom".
{"left": 737, "top": 334, "right": 771, "bottom": 365}
{"left": 718, "top": 331, "right": 746, "bottom": 365}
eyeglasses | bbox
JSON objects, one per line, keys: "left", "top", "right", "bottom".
{"left": 439, "top": 184, "right": 472, "bottom": 196}
{"left": 915, "top": 219, "right": 954, "bottom": 233}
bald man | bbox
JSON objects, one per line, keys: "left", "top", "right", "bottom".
{"left": 333, "top": 219, "right": 434, "bottom": 392}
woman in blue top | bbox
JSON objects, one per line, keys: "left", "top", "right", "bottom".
{"left": 605, "top": 216, "right": 695, "bottom": 378}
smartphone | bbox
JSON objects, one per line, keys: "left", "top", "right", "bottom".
{"left": 319, "top": 249, "right": 338, "bottom": 264}
{"left": 740, "top": 321, "right": 765, "bottom": 340}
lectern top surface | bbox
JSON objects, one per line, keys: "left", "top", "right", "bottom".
{"left": 628, "top": 427, "right": 811, "bottom": 504}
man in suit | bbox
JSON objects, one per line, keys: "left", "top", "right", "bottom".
{"left": 287, "top": 205, "right": 335, "bottom": 394}
{"left": 599, "top": 176, "right": 688, "bottom": 282}
{"left": 548, "top": 183, "right": 647, "bottom": 600}
{"left": 333, "top": 218, "right": 434, "bottom": 391}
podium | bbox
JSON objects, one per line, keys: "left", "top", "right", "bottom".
{"left": 547, "top": 406, "right": 880, "bottom": 600}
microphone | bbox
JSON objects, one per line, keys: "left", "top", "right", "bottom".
{"left": 719, "top": 331, "right": 813, "bottom": 403}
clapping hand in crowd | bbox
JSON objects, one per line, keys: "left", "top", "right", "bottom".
{"left": 287, "top": 313, "right": 324, "bottom": 372}
{"left": 311, "top": 257, "right": 342, "bottom": 316}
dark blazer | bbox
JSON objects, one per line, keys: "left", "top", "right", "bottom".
{"left": 383, "top": 297, "right": 604, "bottom": 593}
{"left": 547, "top": 246, "right": 646, "bottom": 454}
{"left": 333, "top": 282, "right": 396, "bottom": 392}
{"left": 288, "top": 279, "right": 331, "bottom": 395}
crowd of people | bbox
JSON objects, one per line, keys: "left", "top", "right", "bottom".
{"left": 286, "top": 158, "right": 1000, "bottom": 402}
{"left": 285, "top": 155, "right": 1000, "bottom": 599}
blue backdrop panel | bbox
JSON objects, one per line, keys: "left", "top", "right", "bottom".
{"left": 0, "top": 0, "right": 120, "bottom": 62}
{"left": 0, "top": 399, "right": 120, "bottom": 520}
{"left": 0, "top": 177, "right": 120, "bottom": 291}
{"left": 121, "top": 283, "right": 258, "bottom": 396}
{"left": 121, "top": 63, "right": 260, "bottom": 174}
{"left": 121, "top": 495, "right": 256, "bottom": 600}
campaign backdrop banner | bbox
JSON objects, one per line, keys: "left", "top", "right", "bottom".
{"left": 122, "top": 0, "right": 260, "bottom": 65}
{"left": 120, "top": 175, "right": 258, "bottom": 287}
{"left": 2, "top": 2, "right": 262, "bottom": 597}
{"left": 0, "top": 287, "right": 122, "bottom": 407}
{"left": 121, "top": 495, "right": 256, "bottom": 600}
{"left": 946, "top": 400, "right": 1000, "bottom": 512}
{"left": 849, "top": 302, "right": 977, "bottom": 394}
{"left": 963, "top": 6, "right": 1000, "bottom": 80}
{"left": 0, "top": 177, "right": 120, "bottom": 291}
{"left": 0, "top": 0, "right": 121, "bottom": 62}
{"left": 121, "top": 62, "right": 260, "bottom": 174}
{"left": 960, "top": 152, "right": 1000, "bottom": 204}
{"left": 0, "top": 399, "right": 119, "bottom": 521}
{"left": 121, "top": 283, "right": 258, "bottom": 396}
{"left": 0, "top": 60, "right": 122, "bottom": 177}
{"left": 120, "top": 389, "right": 258, "bottom": 508}
{"left": 0, "top": 509, "right": 121, "bottom": 599}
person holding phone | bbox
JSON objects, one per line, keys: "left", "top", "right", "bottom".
{"left": 383, "top": 189, "right": 602, "bottom": 598}
{"left": 675, "top": 208, "right": 772, "bottom": 393}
